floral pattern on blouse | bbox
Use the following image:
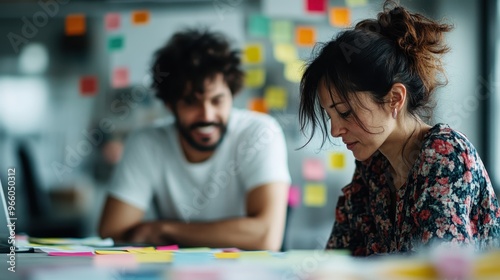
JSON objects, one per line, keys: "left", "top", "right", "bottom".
{"left": 326, "top": 123, "right": 500, "bottom": 256}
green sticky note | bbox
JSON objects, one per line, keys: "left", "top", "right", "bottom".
{"left": 248, "top": 14, "right": 269, "bottom": 37}
{"left": 345, "top": 0, "right": 368, "bottom": 7}
{"left": 108, "top": 36, "right": 124, "bottom": 51}
{"left": 270, "top": 20, "right": 293, "bottom": 43}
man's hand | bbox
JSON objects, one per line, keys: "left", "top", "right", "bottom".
{"left": 123, "top": 221, "right": 174, "bottom": 245}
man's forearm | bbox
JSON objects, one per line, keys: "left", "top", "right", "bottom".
{"left": 161, "top": 217, "right": 283, "bottom": 251}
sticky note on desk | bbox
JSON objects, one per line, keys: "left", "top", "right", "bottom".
{"left": 95, "top": 250, "right": 129, "bottom": 255}
{"left": 329, "top": 7, "right": 351, "bottom": 27}
{"left": 214, "top": 252, "right": 240, "bottom": 259}
{"left": 126, "top": 247, "right": 156, "bottom": 253}
{"left": 303, "top": 158, "right": 326, "bottom": 181}
{"left": 65, "top": 14, "right": 86, "bottom": 36}
{"left": 48, "top": 252, "right": 94, "bottom": 257}
{"left": 240, "top": 251, "right": 272, "bottom": 259}
{"left": 135, "top": 253, "right": 173, "bottom": 263}
{"left": 157, "top": 244, "right": 179, "bottom": 251}
{"left": 329, "top": 152, "right": 346, "bottom": 169}
{"left": 304, "top": 183, "right": 327, "bottom": 207}
{"left": 94, "top": 254, "right": 138, "bottom": 268}
{"left": 264, "top": 86, "right": 287, "bottom": 109}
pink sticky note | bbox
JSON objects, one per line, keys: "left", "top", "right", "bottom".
{"left": 302, "top": 158, "right": 326, "bottom": 181}
{"left": 306, "top": 0, "right": 326, "bottom": 13}
{"left": 222, "top": 248, "right": 241, "bottom": 253}
{"left": 288, "top": 185, "right": 301, "bottom": 207}
{"left": 93, "top": 254, "right": 138, "bottom": 268}
{"left": 156, "top": 245, "right": 179, "bottom": 251}
{"left": 48, "top": 252, "right": 94, "bottom": 257}
{"left": 105, "top": 13, "right": 121, "bottom": 31}
{"left": 112, "top": 67, "right": 129, "bottom": 88}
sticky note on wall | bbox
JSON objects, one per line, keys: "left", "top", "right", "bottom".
{"left": 264, "top": 86, "right": 287, "bottom": 109}
{"left": 306, "top": 0, "right": 327, "bottom": 13}
{"left": 288, "top": 185, "right": 301, "bottom": 207}
{"left": 329, "top": 7, "right": 351, "bottom": 27}
{"left": 346, "top": 0, "right": 368, "bottom": 7}
{"left": 244, "top": 68, "right": 265, "bottom": 88}
{"left": 248, "top": 14, "right": 269, "bottom": 37}
{"left": 329, "top": 152, "right": 346, "bottom": 169}
{"left": 79, "top": 76, "right": 98, "bottom": 96}
{"left": 296, "top": 26, "right": 316, "bottom": 47}
{"left": 284, "top": 60, "right": 304, "bottom": 83}
{"left": 243, "top": 43, "right": 264, "bottom": 64}
{"left": 132, "top": 10, "right": 150, "bottom": 25}
{"left": 304, "top": 183, "right": 326, "bottom": 206}
{"left": 112, "top": 67, "right": 129, "bottom": 89}
{"left": 303, "top": 158, "right": 326, "bottom": 181}
{"left": 105, "top": 13, "right": 121, "bottom": 31}
{"left": 270, "top": 20, "right": 293, "bottom": 43}
{"left": 65, "top": 14, "right": 86, "bottom": 36}
{"left": 248, "top": 98, "right": 268, "bottom": 114}
{"left": 108, "top": 36, "right": 124, "bottom": 51}
{"left": 273, "top": 43, "right": 298, "bottom": 63}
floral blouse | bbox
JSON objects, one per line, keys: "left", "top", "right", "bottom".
{"left": 326, "top": 123, "right": 500, "bottom": 256}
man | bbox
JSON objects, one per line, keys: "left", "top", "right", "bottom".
{"left": 98, "top": 29, "right": 291, "bottom": 251}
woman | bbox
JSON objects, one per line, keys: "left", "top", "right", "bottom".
{"left": 299, "top": 1, "right": 500, "bottom": 256}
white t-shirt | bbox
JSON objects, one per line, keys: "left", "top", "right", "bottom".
{"left": 108, "top": 108, "right": 291, "bottom": 222}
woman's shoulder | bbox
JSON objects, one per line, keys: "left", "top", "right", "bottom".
{"left": 421, "top": 123, "right": 476, "bottom": 158}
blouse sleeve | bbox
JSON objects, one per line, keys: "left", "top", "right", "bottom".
{"left": 409, "top": 137, "right": 500, "bottom": 250}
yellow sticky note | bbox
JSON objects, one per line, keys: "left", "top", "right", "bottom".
{"left": 304, "top": 184, "right": 326, "bottom": 207}
{"left": 329, "top": 7, "right": 351, "bottom": 27}
{"left": 65, "top": 14, "right": 86, "bottom": 36}
{"left": 240, "top": 251, "right": 272, "bottom": 259}
{"left": 243, "top": 43, "right": 264, "bottom": 64}
{"left": 126, "top": 247, "right": 156, "bottom": 253}
{"left": 264, "top": 86, "right": 287, "bottom": 109}
{"left": 284, "top": 60, "right": 304, "bottom": 83}
{"left": 345, "top": 0, "right": 368, "bottom": 7}
{"left": 329, "top": 152, "right": 346, "bottom": 169}
{"left": 296, "top": 26, "right": 316, "bottom": 47}
{"left": 135, "top": 254, "right": 173, "bottom": 263}
{"left": 248, "top": 98, "right": 268, "bottom": 114}
{"left": 273, "top": 43, "right": 298, "bottom": 63}
{"left": 132, "top": 10, "right": 150, "bottom": 25}
{"left": 244, "top": 68, "right": 265, "bottom": 88}
{"left": 214, "top": 252, "right": 240, "bottom": 259}
{"left": 95, "top": 250, "right": 130, "bottom": 255}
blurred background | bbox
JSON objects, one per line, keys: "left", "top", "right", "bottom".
{"left": 0, "top": 0, "right": 498, "bottom": 250}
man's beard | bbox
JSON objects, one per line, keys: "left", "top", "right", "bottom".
{"left": 175, "top": 119, "right": 227, "bottom": 152}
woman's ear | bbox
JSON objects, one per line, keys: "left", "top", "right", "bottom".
{"left": 389, "top": 83, "right": 407, "bottom": 111}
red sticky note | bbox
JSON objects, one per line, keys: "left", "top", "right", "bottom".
{"left": 48, "top": 252, "right": 94, "bottom": 257}
{"left": 156, "top": 245, "right": 179, "bottom": 251}
{"left": 65, "top": 14, "right": 86, "bottom": 36}
{"left": 112, "top": 67, "right": 129, "bottom": 89}
{"left": 303, "top": 158, "right": 326, "bottom": 181}
{"left": 132, "top": 10, "right": 150, "bottom": 25}
{"left": 288, "top": 185, "right": 301, "bottom": 207}
{"left": 80, "top": 76, "right": 98, "bottom": 96}
{"left": 105, "top": 13, "right": 121, "bottom": 31}
{"left": 306, "top": 0, "right": 326, "bottom": 13}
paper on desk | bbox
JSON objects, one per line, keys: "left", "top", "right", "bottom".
{"left": 35, "top": 245, "right": 95, "bottom": 253}
{"left": 48, "top": 252, "right": 94, "bottom": 257}
{"left": 28, "top": 236, "right": 113, "bottom": 247}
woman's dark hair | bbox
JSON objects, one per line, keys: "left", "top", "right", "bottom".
{"left": 299, "top": 0, "right": 453, "bottom": 148}
{"left": 151, "top": 28, "right": 244, "bottom": 105}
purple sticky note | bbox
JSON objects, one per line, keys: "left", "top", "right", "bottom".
{"left": 302, "top": 158, "right": 326, "bottom": 181}
{"left": 288, "top": 185, "right": 301, "bottom": 208}
{"left": 156, "top": 245, "right": 179, "bottom": 251}
{"left": 222, "top": 248, "right": 241, "bottom": 253}
{"left": 48, "top": 252, "right": 94, "bottom": 257}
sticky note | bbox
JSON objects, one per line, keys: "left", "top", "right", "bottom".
{"left": 93, "top": 254, "right": 138, "bottom": 268}
{"left": 306, "top": 0, "right": 327, "bottom": 13}
{"left": 222, "top": 248, "right": 241, "bottom": 253}
{"left": 303, "top": 158, "right": 326, "bottom": 181}
{"left": 79, "top": 76, "right": 98, "bottom": 96}
{"left": 248, "top": 98, "right": 268, "bottom": 114}
{"left": 95, "top": 250, "right": 129, "bottom": 255}
{"left": 135, "top": 254, "right": 173, "bottom": 263}
{"left": 156, "top": 245, "right": 179, "bottom": 251}
{"left": 244, "top": 68, "right": 265, "bottom": 88}
{"left": 243, "top": 43, "right": 264, "bottom": 64}
{"left": 329, "top": 152, "right": 346, "bottom": 169}
{"left": 48, "top": 252, "right": 94, "bottom": 257}
{"left": 284, "top": 60, "right": 304, "bottom": 83}
{"left": 108, "top": 36, "right": 124, "bottom": 51}
{"left": 214, "top": 252, "right": 240, "bottom": 259}
{"left": 270, "top": 20, "right": 293, "bottom": 43}
{"left": 304, "top": 183, "right": 327, "bottom": 206}
{"left": 288, "top": 185, "right": 301, "bottom": 208}
{"left": 274, "top": 43, "right": 298, "bottom": 63}
{"left": 112, "top": 67, "right": 129, "bottom": 89}
{"left": 131, "top": 10, "right": 150, "bottom": 25}
{"left": 126, "top": 247, "right": 156, "bottom": 253}
{"left": 65, "top": 14, "right": 86, "bottom": 36}
{"left": 248, "top": 14, "right": 269, "bottom": 37}
{"left": 329, "top": 7, "right": 351, "bottom": 27}
{"left": 240, "top": 251, "right": 272, "bottom": 258}
{"left": 296, "top": 26, "right": 316, "bottom": 47}
{"left": 264, "top": 86, "right": 287, "bottom": 109}
{"left": 178, "top": 247, "right": 212, "bottom": 252}
{"left": 105, "top": 13, "right": 121, "bottom": 31}
{"left": 346, "top": 0, "right": 368, "bottom": 7}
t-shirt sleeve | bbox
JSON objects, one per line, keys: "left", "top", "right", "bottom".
{"left": 236, "top": 116, "right": 291, "bottom": 192}
{"left": 410, "top": 134, "right": 500, "bottom": 250}
{"left": 107, "top": 129, "right": 160, "bottom": 211}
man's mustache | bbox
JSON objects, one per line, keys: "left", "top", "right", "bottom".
{"left": 189, "top": 122, "right": 223, "bottom": 130}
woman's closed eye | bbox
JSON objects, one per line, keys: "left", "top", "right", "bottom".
{"left": 338, "top": 110, "right": 351, "bottom": 119}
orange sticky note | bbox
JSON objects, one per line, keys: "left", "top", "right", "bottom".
{"left": 304, "top": 183, "right": 327, "bottom": 207}
{"left": 248, "top": 98, "right": 268, "bottom": 113}
{"left": 303, "top": 158, "right": 326, "bottom": 181}
{"left": 244, "top": 68, "right": 265, "bottom": 88}
{"left": 105, "top": 13, "right": 121, "bottom": 31}
{"left": 296, "top": 26, "right": 316, "bottom": 47}
{"left": 79, "top": 76, "right": 98, "bottom": 96}
{"left": 65, "top": 14, "right": 86, "bottom": 36}
{"left": 329, "top": 7, "right": 351, "bottom": 27}
{"left": 306, "top": 0, "right": 327, "bottom": 13}
{"left": 329, "top": 152, "right": 346, "bottom": 169}
{"left": 214, "top": 252, "right": 240, "bottom": 259}
{"left": 243, "top": 43, "right": 264, "bottom": 64}
{"left": 112, "top": 67, "right": 129, "bottom": 89}
{"left": 132, "top": 10, "right": 150, "bottom": 25}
